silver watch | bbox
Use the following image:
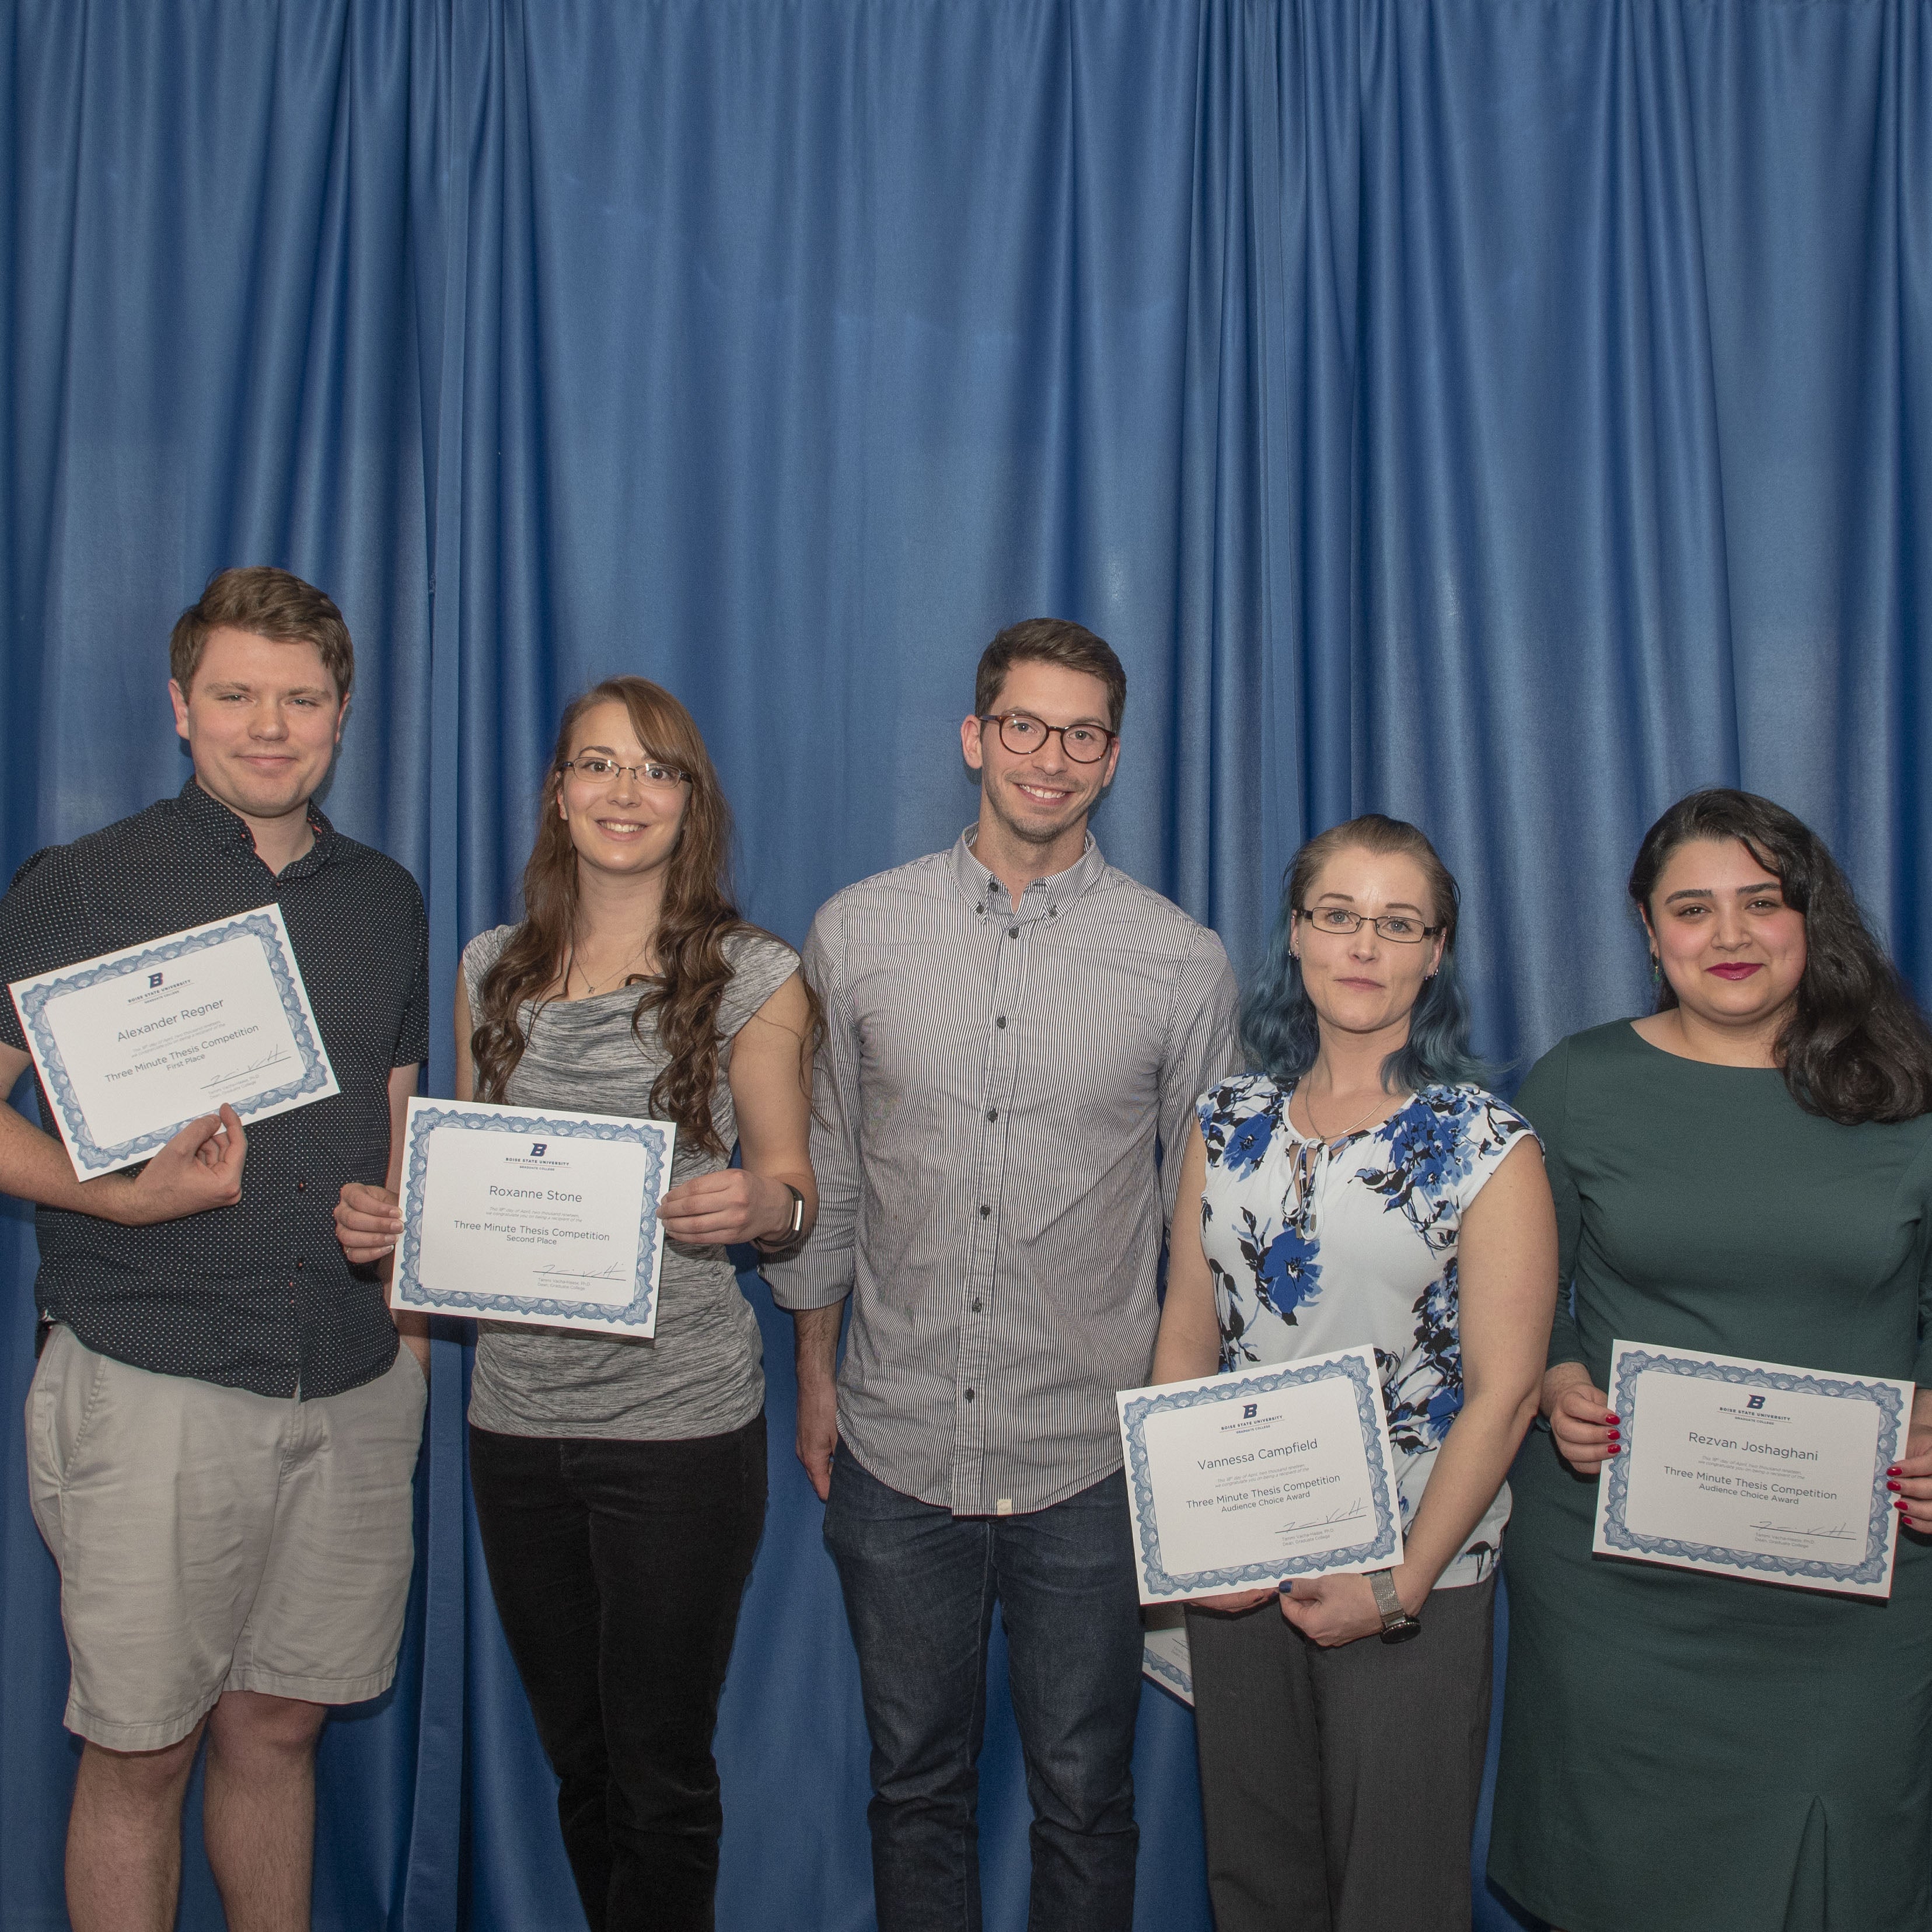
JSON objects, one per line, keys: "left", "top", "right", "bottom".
{"left": 1368, "top": 1567, "right": 1422, "bottom": 1644}
{"left": 754, "top": 1182, "right": 806, "bottom": 1251}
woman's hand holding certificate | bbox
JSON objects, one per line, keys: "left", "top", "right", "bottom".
{"left": 1593, "top": 1339, "right": 1914, "bottom": 1597}
{"left": 391, "top": 1097, "right": 675, "bottom": 1338}
{"left": 1116, "top": 1347, "right": 1405, "bottom": 1605}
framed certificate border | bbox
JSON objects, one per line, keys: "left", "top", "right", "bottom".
{"left": 1119, "top": 1352, "right": 1403, "bottom": 1600}
{"left": 10, "top": 906, "right": 335, "bottom": 1176}
{"left": 1141, "top": 1615, "right": 1194, "bottom": 1709}
{"left": 1598, "top": 1345, "right": 1906, "bottom": 1591}
{"left": 393, "top": 1102, "right": 672, "bottom": 1333}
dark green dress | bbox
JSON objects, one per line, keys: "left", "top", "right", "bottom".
{"left": 1488, "top": 1022, "right": 1932, "bottom": 1932}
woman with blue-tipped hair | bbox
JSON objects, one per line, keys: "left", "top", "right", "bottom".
{"left": 1150, "top": 813, "right": 1557, "bottom": 1931}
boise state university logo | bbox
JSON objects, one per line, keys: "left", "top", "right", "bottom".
{"left": 1242, "top": 1403, "right": 1258, "bottom": 1419}
{"left": 529, "top": 1143, "right": 547, "bottom": 1158}
{"left": 1747, "top": 1395, "right": 1767, "bottom": 1409}
{"left": 149, "top": 972, "right": 164, "bottom": 988}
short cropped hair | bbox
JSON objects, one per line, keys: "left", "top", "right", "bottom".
{"left": 169, "top": 567, "right": 354, "bottom": 699}
{"left": 974, "top": 618, "right": 1126, "bottom": 733}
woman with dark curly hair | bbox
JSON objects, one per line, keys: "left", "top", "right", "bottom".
{"left": 1150, "top": 813, "right": 1556, "bottom": 1931}
{"left": 1488, "top": 788, "right": 1932, "bottom": 1932}
{"left": 337, "top": 676, "right": 817, "bottom": 1932}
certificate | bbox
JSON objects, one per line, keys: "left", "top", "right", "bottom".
{"left": 1593, "top": 1340, "right": 1912, "bottom": 1598}
{"left": 392, "top": 1098, "right": 675, "bottom": 1337}
{"left": 1141, "top": 1606, "right": 1194, "bottom": 1708}
{"left": 8, "top": 904, "right": 338, "bottom": 1179}
{"left": 1116, "top": 1347, "right": 1405, "bottom": 1605}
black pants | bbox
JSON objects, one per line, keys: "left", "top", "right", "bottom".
{"left": 468, "top": 1416, "right": 768, "bottom": 1932}
{"left": 1186, "top": 1573, "right": 1496, "bottom": 1932}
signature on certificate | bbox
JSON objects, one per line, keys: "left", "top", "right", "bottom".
{"left": 1758, "top": 1518, "right": 1856, "bottom": 1543}
{"left": 533, "top": 1260, "right": 626, "bottom": 1290}
{"left": 201, "top": 1046, "right": 295, "bottom": 1091}
{"left": 1291, "top": 1502, "right": 1367, "bottom": 1530}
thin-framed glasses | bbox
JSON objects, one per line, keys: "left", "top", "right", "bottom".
{"left": 1297, "top": 906, "right": 1442, "bottom": 944}
{"left": 561, "top": 756, "right": 688, "bottom": 789}
{"left": 979, "top": 712, "right": 1117, "bottom": 764}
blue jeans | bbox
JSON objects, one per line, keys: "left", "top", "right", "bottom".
{"left": 823, "top": 1448, "right": 1143, "bottom": 1932}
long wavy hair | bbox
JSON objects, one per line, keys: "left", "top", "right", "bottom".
{"left": 471, "top": 677, "right": 814, "bottom": 1155}
{"left": 1242, "top": 814, "right": 1489, "bottom": 1093}
{"left": 1630, "top": 789, "right": 1932, "bottom": 1126}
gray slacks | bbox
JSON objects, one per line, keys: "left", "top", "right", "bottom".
{"left": 1185, "top": 1574, "right": 1496, "bottom": 1932}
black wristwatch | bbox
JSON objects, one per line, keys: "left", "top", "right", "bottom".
{"left": 1368, "top": 1568, "right": 1423, "bottom": 1644}
{"left": 754, "top": 1182, "right": 806, "bottom": 1252}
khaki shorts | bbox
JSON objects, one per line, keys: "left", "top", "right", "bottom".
{"left": 25, "top": 1324, "right": 427, "bottom": 1751}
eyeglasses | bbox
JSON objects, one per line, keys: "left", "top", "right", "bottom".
{"left": 979, "top": 712, "right": 1117, "bottom": 764}
{"left": 561, "top": 757, "right": 688, "bottom": 789}
{"left": 1297, "top": 906, "right": 1442, "bottom": 944}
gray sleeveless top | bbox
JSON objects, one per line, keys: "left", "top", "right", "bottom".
{"left": 459, "top": 924, "right": 798, "bottom": 1440}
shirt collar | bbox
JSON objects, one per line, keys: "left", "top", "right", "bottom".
{"left": 179, "top": 775, "right": 337, "bottom": 875}
{"left": 949, "top": 825, "right": 1107, "bottom": 921}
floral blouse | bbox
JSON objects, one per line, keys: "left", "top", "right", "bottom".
{"left": 1196, "top": 1074, "right": 1535, "bottom": 1588}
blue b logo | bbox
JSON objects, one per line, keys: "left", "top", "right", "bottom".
{"left": 530, "top": 1143, "right": 548, "bottom": 1157}
{"left": 1242, "top": 1403, "right": 1258, "bottom": 1419}
{"left": 148, "top": 972, "right": 164, "bottom": 988}
{"left": 1746, "top": 1395, "right": 1767, "bottom": 1409}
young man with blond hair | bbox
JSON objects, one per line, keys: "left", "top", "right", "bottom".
{"left": 0, "top": 567, "right": 429, "bottom": 1932}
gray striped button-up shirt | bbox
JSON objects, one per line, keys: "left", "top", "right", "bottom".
{"left": 766, "top": 831, "right": 1241, "bottom": 1516}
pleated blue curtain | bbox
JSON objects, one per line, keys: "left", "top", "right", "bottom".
{"left": 2, "top": 3, "right": 1928, "bottom": 1928}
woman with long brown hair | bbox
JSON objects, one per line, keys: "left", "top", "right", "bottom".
{"left": 1488, "top": 788, "right": 1932, "bottom": 1931}
{"left": 338, "top": 676, "right": 816, "bottom": 1932}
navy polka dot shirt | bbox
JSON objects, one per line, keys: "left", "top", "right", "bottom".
{"left": 0, "top": 778, "right": 429, "bottom": 1398}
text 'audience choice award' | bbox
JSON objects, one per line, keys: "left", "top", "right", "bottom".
{"left": 392, "top": 1097, "right": 675, "bottom": 1339}
{"left": 1117, "top": 1347, "right": 1405, "bottom": 1605}
{"left": 8, "top": 904, "right": 338, "bottom": 1179}
{"left": 1593, "top": 1339, "right": 1912, "bottom": 1598}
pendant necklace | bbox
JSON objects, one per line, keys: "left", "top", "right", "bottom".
{"left": 1299, "top": 1081, "right": 1386, "bottom": 1148}
{"left": 566, "top": 934, "right": 652, "bottom": 998}
{"left": 1289, "top": 1081, "right": 1386, "bottom": 1214}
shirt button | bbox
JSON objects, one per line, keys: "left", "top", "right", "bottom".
{"left": 972, "top": 1297, "right": 983, "bottom": 1311}
{"left": 965, "top": 1388, "right": 976, "bottom": 1402}
{"left": 995, "top": 1015, "right": 1007, "bottom": 1029}
{"left": 986, "top": 1108, "right": 998, "bottom": 1122}
{"left": 295, "top": 1258, "right": 306, "bottom": 1271}
{"left": 1007, "top": 926, "right": 1019, "bottom": 938}
{"left": 979, "top": 1203, "right": 991, "bottom": 1217}
{"left": 296, "top": 1180, "right": 307, "bottom": 1193}
{"left": 975, "top": 903, "right": 984, "bottom": 915}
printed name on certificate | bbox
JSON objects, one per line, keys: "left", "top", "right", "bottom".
{"left": 1592, "top": 1339, "right": 1910, "bottom": 1598}
{"left": 8, "top": 905, "right": 338, "bottom": 1178}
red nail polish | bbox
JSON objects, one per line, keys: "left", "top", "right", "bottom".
{"left": 1888, "top": 1482, "right": 1903, "bottom": 1493}
{"left": 1888, "top": 1466, "right": 1903, "bottom": 1477}
{"left": 1604, "top": 1413, "right": 1619, "bottom": 1425}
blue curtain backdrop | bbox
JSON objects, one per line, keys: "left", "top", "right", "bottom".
{"left": 2, "top": 1, "right": 1928, "bottom": 1926}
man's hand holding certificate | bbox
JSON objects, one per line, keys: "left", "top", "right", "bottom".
{"left": 392, "top": 1097, "right": 675, "bottom": 1338}
{"left": 1117, "top": 1347, "right": 1405, "bottom": 1605}
{"left": 1594, "top": 1339, "right": 1912, "bottom": 1598}
{"left": 8, "top": 904, "right": 338, "bottom": 1180}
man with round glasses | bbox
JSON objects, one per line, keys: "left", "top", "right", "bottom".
{"left": 767, "top": 617, "right": 1240, "bottom": 1932}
